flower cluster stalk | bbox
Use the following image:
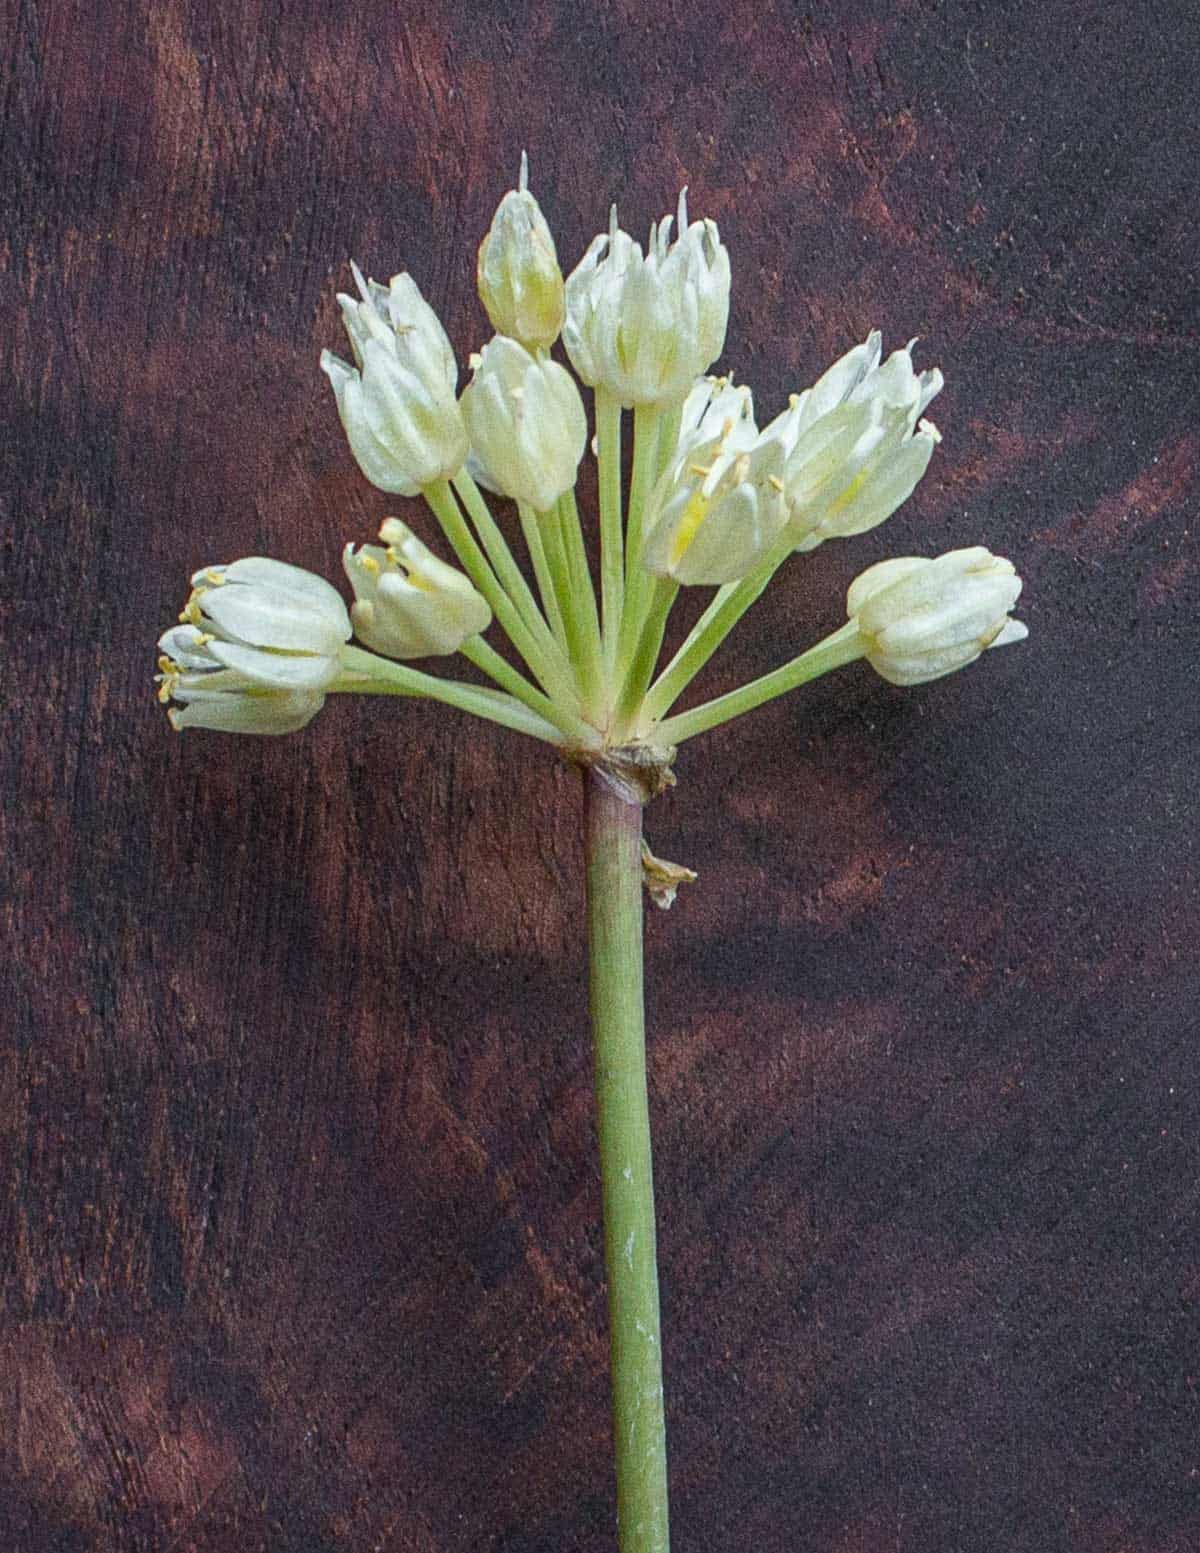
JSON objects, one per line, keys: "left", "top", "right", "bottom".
{"left": 585, "top": 766, "right": 670, "bottom": 1553}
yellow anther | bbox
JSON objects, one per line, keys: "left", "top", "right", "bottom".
{"left": 204, "top": 569, "right": 225, "bottom": 585}
{"left": 768, "top": 475, "right": 785, "bottom": 493}
{"left": 687, "top": 462, "right": 712, "bottom": 480}
{"left": 360, "top": 554, "right": 381, "bottom": 576}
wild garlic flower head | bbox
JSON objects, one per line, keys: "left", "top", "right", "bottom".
{"left": 785, "top": 333, "right": 944, "bottom": 552}
{"left": 321, "top": 265, "right": 468, "bottom": 496}
{"left": 162, "top": 169, "right": 1026, "bottom": 750}
{"left": 344, "top": 520, "right": 492, "bottom": 658}
{"left": 459, "top": 335, "right": 588, "bottom": 512}
{"left": 477, "top": 153, "right": 565, "bottom": 354}
{"left": 848, "top": 546, "right": 1028, "bottom": 685}
{"left": 563, "top": 192, "right": 731, "bottom": 408}
{"left": 643, "top": 377, "right": 799, "bottom": 585}
{"left": 156, "top": 558, "right": 352, "bottom": 732}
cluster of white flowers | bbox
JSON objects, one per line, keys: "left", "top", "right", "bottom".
{"left": 157, "top": 159, "right": 1026, "bottom": 747}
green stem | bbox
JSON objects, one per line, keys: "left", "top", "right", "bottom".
{"left": 584, "top": 765, "right": 670, "bottom": 1553}
{"left": 558, "top": 488, "right": 606, "bottom": 715}
{"left": 459, "top": 636, "right": 595, "bottom": 745}
{"left": 640, "top": 531, "right": 796, "bottom": 724}
{"left": 613, "top": 577, "right": 679, "bottom": 738}
{"left": 517, "top": 500, "right": 570, "bottom": 650}
{"left": 614, "top": 406, "right": 663, "bottom": 690}
{"left": 336, "top": 645, "right": 571, "bottom": 745}
{"left": 653, "top": 622, "right": 863, "bottom": 744}
{"left": 452, "top": 470, "right": 570, "bottom": 671}
{"left": 422, "top": 479, "right": 580, "bottom": 711}
{"left": 596, "top": 389, "right": 625, "bottom": 673}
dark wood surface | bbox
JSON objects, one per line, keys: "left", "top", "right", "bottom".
{"left": 4, "top": 2, "right": 1198, "bottom": 1548}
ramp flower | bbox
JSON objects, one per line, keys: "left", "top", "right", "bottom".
{"left": 563, "top": 192, "right": 730, "bottom": 407}
{"left": 786, "top": 334, "right": 943, "bottom": 551}
{"left": 157, "top": 165, "right": 1031, "bottom": 1553}
{"left": 642, "top": 378, "right": 798, "bottom": 585}
{"left": 344, "top": 520, "right": 492, "bottom": 658}
{"left": 157, "top": 558, "right": 352, "bottom": 732}
{"left": 848, "top": 546, "right": 1028, "bottom": 685}
{"left": 321, "top": 265, "right": 468, "bottom": 495}
{"left": 477, "top": 152, "right": 565, "bottom": 353}
{"left": 460, "top": 336, "right": 587, "bottom": 512}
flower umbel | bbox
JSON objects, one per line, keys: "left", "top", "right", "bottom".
{"left": 156, "top": 168, "right": 1031, "bottom": 1553}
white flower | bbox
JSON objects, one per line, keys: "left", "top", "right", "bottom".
{"left": 847, "top": 546, "right": 1028, "bottom": 685}
{"left": 459, "top": 335, "right": 588, "bottom": 512}
{"left": 643, "top": 377, "right": 800, "bottom": 585}
{"left": 344, "top": 520, "right": 492, "bottom": 658}
{"left": 321, "top": 265, "right": 468, "bottom": 496}
{"left": 784, "top": 333, "right": 944, "bottom": 552}
{"left": 157, "top": 557, "right": 351, "bottom": 732}
{"left": 563, "top": 191, "right": 730, "bottom": 407}
{"left": 477, "top": 152, "right": 565, "bottom": 353}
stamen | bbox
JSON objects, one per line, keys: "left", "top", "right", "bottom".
{"left": 768, "top": 475, "right": 785, "bottom": 493}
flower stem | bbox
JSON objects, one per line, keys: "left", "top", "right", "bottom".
{"left": 459, "top": 636, "right": 595, "bottom": 745}
{"left": 640, "top": 530, "right": 795, "bottom": 724}
{"left": 517, "top": 499, "right": 570, "bottom": 650}
{"left": 614, "top": 406, "right": 663, "bottom": 694}
{"left": 337, "top": 644, "right": 570, "bottom": 746}
{"left": 596, "top": 389, "right": 625, "bottom": 673}
{"left": 557, "top": 488, "right": 606, "bottom": 715}
{"left": 612, "top": 577, "right": 679, "bottom": 739}
{"left": 653, "top": 621, "right": 864, "bottom": 743}
{"left": 423, "top": 479, "right": 580, "bottom": 711}
{"left": 451, "top": 471, "right": 573, "bottom": 676}
{"left": 584, "top": 766, "right": 670, "bottom": 1553}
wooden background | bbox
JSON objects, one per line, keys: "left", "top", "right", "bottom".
{"left": 4, "top": 1, "right": 1198, "bottom": 1548}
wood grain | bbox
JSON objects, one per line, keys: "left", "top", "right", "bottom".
{"left": 3, "top": 1, "right": 1199, "bottom": 1548}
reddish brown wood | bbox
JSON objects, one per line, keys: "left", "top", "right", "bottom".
{"left": 3, "top": 1, "right": 1199, "bottom": 1549}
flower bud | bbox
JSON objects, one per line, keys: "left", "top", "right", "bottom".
{"left": 644, "top": 377, "right": 797, "bottom": 585}
{"left": 784, "top": 333, "right": 944, "bottom": 551}
{"left": 563, "top": 191, "right": 730, "bottom": 407}
{"left": 459, "top": 335, "right": 587, "bottom": 512}
{"left": 477, "top": 153, "right": 565, "bottom": 353}
{"left": 847, "top": 546, "right": 1028, "bottom": 685}
{"left": 157, "top": 557, "right": 352, "bottom": 732}
{"left": 344, "top": 520, "right": 492, "bottom": 658}
{"left": 321, "top": 265, "right": 468, "bottom": 496}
